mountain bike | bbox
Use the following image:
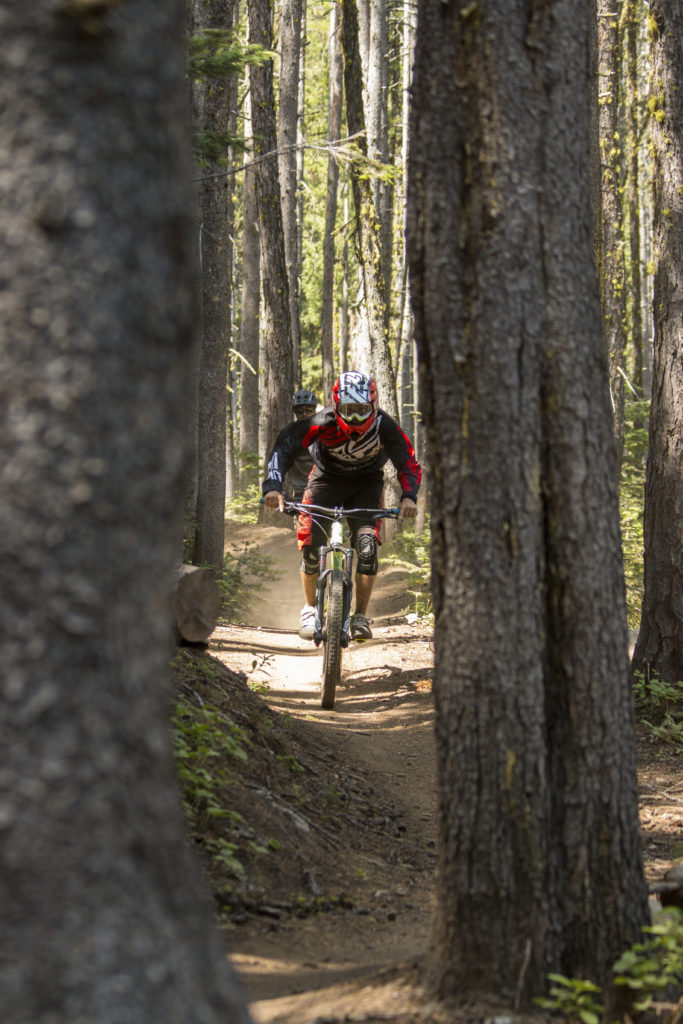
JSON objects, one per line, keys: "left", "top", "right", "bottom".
{"left": 281, "top": 500, "right": 400, "bottom": 710}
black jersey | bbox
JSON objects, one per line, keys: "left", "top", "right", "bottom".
{"left": 262, "top": 406, "right": 421, "bottom": 501}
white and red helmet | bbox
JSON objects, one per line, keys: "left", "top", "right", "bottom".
{"left": 332, "top": 371, "right": 379, "bottom": 436}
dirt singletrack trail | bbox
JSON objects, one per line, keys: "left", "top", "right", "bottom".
{"left": 212, "top": 518, "right": 439, "bottom": 1024}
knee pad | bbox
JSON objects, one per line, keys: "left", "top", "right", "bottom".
{"left": 355, "top": 532, "right": 378, "bottom": 576}
{"left": 301, "top": 545, "right": 319, "bottom": 575}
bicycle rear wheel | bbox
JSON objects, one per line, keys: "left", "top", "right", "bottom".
{"left": 321, "top": 569, "right": 344, "bottom": 709}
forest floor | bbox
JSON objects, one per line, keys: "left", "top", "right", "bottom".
{"left": 173, "top": 517, "right": 683, "bottom": 1024}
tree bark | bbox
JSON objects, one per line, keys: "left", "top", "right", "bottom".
{"left": 597, "top": 0, "right": 627, "bottom": 467}
{"left": 321, "top": 0, "right": 344, "bottom": 404}
{"left": 249, "top": 0, "right": 295, "bottom": 456}
{"left": 632, "top": 0, "right": 683, "bottom": 685}
{"left": 367, "top": 0, "right": 392, "bottom": 304}
{"left": 0, "top": 3, "right": 252, "bottom": 1020}
{"left": 238, "top": 89, "right": 262, "bottom": 489}
{"left": 277, "top": 0, "right": 304, "bottom": 373}
{"left": 341, "top": 0, "right": 398, "bottom": 422}
{"left": 407, "top": 0, "right": 648, "bottom": 1004}
{"left": 189, "top": 0, "right": 238, "bottom": 573}
{"left": 623, "top": 0, "right": 644, "bottom": 391}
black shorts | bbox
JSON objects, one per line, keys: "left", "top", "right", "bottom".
{"left": 296, "top": 467, "right": 384, "bottom": 551}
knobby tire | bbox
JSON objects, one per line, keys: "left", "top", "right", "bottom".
{"left": 321, "top": 569, "right": 344, "bottom": 709}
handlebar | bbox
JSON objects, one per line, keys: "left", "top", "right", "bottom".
{"left": 259, "top": 497, "right": 400, "bottom": 520}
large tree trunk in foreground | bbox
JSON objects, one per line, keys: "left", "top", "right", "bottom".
{"left": 0, "top": 4, "right": 251, "bottom": 1021}
{"left": 632, "top": 0, "right": 683, "bottom": 685}
{"left": 407, "top": 0, "right": 648, "bottom": 1006}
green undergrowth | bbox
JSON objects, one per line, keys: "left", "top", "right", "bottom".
{"left": 172, "top": 656, "right": 251, "bottom": 881}
{"left": 536, "top": 907, "right": 683, "bottom": 1023}
{"left": 170, "top": 647, "right": 356, "bottom": 919}
{"left": 382, "top": 518, "right": 432, "bottom": 622}
{"left": 633, "top": 669, "right": 683, "bottom": 747}
{"left": 219, "top": 542, "right": 278, "bottom": 622}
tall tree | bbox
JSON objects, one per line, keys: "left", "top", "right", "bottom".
{"left": 277, "top": 0, "right": 304, "bottom": 373}
{"left": 0, "top": 2, "right": 251, "bottom": 1020}
{"left": 631, "top": 0, "right": 683, "bottom": 684}
{"left": 321, "top": 0, "right": 344, "bottom": 403}
{"left": 249, "top": 0, "right": 295, "bottom": 453}
{"left": 622, "top": 0, "right": 644, "bottom": 392}
{"left": 238, "top": 88, "right": 262, "bottom": 487}
{"left": 597, "top": 0, "right": 628, "bottom": 466}
{"left": 407, "top": 0, "right": 649, "bottom": 1005}
{"left": 341, "top": 0, "right": 398, "bottom": 421}
{"left": 189, "top": 2, "right": 239, "bottom": 572}
{"left": 366, "top": 0, "right": 392, "bottom": 302}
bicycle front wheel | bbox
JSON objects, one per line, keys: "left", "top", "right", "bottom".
{"left": 321, "top": 569, "right": 344, "bottom": 709}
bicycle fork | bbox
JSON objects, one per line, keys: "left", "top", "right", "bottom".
{"left": 313, "top": 521, "right": 354, "bottom": 647}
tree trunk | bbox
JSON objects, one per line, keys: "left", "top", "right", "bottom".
{"left": 632, "top": 0, "right": 683, "bottom": 685}
{"left": 367, "top": 0, "right": 392, "bottom": 305}
{"left": 0, "top": 3, "right": 251, "bottom": 1021}
{"left": 249, "top": 0, "right": 295, "bottom": 456}
{"left": 277, "top": 0, "right": 304, "bottom": 374}
{"left": 341, "top": 0, "right": 398, "bottom": 422}
{"left": 597, "top": 0, "right": 627, "bottom": 467}
{"left": 321, "top": 0, "right": 344, "bottom": 404}
{"left": 623, "top": 0, "right": 644, "bottom": 392}
{"left": 407, "top": 0, "right": 648, "bottom": 1005}
{"left": 189, "top": 0, "right": 237, "bottom": 573}
{"left": 239, "top": 89, "right": 262, "bottom": 489}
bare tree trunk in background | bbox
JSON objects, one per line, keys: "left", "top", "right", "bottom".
{"left": 357, "top": 0, "right": 370, "bottom": 93}
{"left": 239, "top": 89, "right": 262, "bottom": 488}
{"left": 0, "top": 3, "right": 253, "bottom": 1020}
{"left": 189, "top": 0, "right": 238, "bottom": 572}
{"left": 249, "top": 0, "right": 295, "bottom": 455}
{"left": 632, "top": 0, "right": 683, "bottom": 686}
{"left": 623, "top": 0, "right": 644, "bottom": 392}
{"left": 341, "top": 0, "right": 398, "bottom": 421}
{"left": 367, "top": 0, "right": 392, "bottom": 304}
{"left": 321, "top": 0, "right": 344, "bottom": 403}
{"left": 277, "top": 0, "right": 304, "bottom": 375}
{"left": 407, "top": 0, "right": 648, "bottom": 1004}
{"left": 597, "top": 0, "right": 627, "bottom": 468}
{"left": 396, "top": 0, "right": 416, "bottom": 437}
{"left": 340, "top": 188, "right": 351, "bottom": 375}
{"left": 296, "top": 1, "right": 306, "bottom": 356}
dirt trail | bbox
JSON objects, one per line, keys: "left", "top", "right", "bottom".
{"left": 211, "top": 519, "right": 683, "bottom": 1024}
{"left": 214, "top": 519, "right": 438, "bottom": 1024}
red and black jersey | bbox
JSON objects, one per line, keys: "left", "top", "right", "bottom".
{"left": 262, "top": 406, "right": 421, "bottom": 501}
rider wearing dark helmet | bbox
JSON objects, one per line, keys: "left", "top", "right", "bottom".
{"left": 285, "top": 389, "right": 319, "bottom": 502}
{"left": 263, "top": 370, "right": 421, "bottom": 641}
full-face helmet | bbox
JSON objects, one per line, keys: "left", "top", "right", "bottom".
{"left": 332, "top": 371, "right": 378, "bottom": 436}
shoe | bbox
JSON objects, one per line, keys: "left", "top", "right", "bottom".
{"left": 350, "top": 614, "right": 373, "bottom": 640}
{"left": 299, "top": 605, "right": 316, "bottom": 640}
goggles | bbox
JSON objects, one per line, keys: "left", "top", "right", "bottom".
{"left": 338, "top": 402, "right": 372, "bottom": 423}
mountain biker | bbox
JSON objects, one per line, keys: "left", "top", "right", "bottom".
{"left": 284, "top": 388, "right": 318, "bottom": 503}
{"left": 262, "top": 370, "right": 421, "bottom": 641}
